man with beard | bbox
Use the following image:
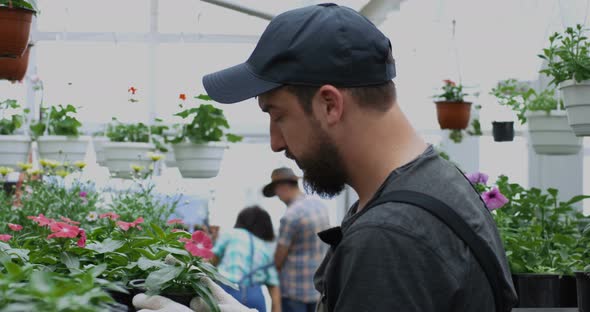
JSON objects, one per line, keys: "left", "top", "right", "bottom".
{"left": 262, "top": 167, "right": 330, "bottom": 312}
{"left": 133, "top": 3, "right": 517, "bottom": 312}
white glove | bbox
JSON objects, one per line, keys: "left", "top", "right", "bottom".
{"left": 133, "top": 293, "right": 193, "bottom": 312}
{"left": 188, "top": 276, "right": 257, "bottom": 312}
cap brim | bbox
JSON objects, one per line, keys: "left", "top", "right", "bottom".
{"left": 262, "top": 182, "right": 276, "bottom": 198}
{"left": 203, "top": 63, "right": 282, "bottom": 104}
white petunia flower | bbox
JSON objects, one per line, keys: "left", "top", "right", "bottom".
{"left": 86, "top": 211, "right": 98, "bottom": 222}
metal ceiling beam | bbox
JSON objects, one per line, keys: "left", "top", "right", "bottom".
{"left": 200, "top": 0, "right": 274, "bottom": 21}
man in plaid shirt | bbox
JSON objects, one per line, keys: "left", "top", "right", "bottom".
{"left": 263, "top": 167, "right": 331, "bottom": 312}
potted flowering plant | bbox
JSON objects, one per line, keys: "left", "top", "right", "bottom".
{"left": 0, "top": 0, "right": 37, "bottom": 58}
{"left": 468, "top": 173, "right": 589, "bottom": 308}
{"left": 491, "top": 79, "right": 582, "bottom": 155}
{"left": 167, "top": 94, "right": 242, "bottom": 179}
{"left": 433, "top": 79, "right": 472, "bottom": 129}
{"left": 0, "top": 99, "right": 30, "bottom": 169}
{"left": 539, "top": 24, "right": 590, "bottom": 136}
{"left": 101, "top": 87, "right": 167, "bottom": 179}
{"left": 29, "top": 104, "right": 90, "bottom": 163}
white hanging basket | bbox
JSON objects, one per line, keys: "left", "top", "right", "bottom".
{"left": 102, "top": 142, "right": 155, "bottom": 179}
{"left": 0, "top": 135, "right": 31, "bottom": 169}
{"left": 559, "top": 79, "right": 590, "bottom": 136}
{"left": 92, "top": 136, "right": 109, "bottom": 166}
{"left": 37, "top": 135, "right": 90, "bottom": 163}
{"left": 526, "top": 111, "right": 582, "bottom": 155}
{"left": 172, "top": 142, "right": 227, "bottom": 179}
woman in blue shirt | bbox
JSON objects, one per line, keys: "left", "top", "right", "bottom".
{"left": 212, "top": 205, "right": 281, "bottom": 312}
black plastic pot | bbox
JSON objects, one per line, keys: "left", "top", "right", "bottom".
{"left": 576, "top": 272, "right": 590, "bottom": 311}
{"left": 513, "top": 273, "right": 576, "bottom": 307}
{"left": 492, "top": 121, "right": 514, "bottom": 142}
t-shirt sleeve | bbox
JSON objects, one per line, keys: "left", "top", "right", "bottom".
{"left": 277, "top": 213, "right": 299, "bottom": 247}
{"left": 329, "top": 226, "right": 462, "bottom": 312}
{"left": 211, "top": 231, "right": 231, "bottom": 258}
{"left": 265, "top": 264, "right": 280, "bottom": 286}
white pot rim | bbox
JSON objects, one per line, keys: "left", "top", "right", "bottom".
{"left": 103, "top": 141, "right": 154, "bottom": 148}
{"left": 559, "top": 79, "right": 590, "bottom": 88}
{"left": 525, "top": 110, "right": 567, "bottom": 117}
{"left": 172, "top": 141, "right": 229, "bottom": 148}
{"left": 37, "top": 135, "right": 90, "bottom": 141}
{"left": 0, "top": 135, "right": 31, "bottom": 141}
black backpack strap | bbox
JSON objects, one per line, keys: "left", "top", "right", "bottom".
{"left": 368, "top": 190, "right": 506, "bottom": 312}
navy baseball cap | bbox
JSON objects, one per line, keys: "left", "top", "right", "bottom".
{"left": 202, "top": 3, "right": 396, "bottom": 104}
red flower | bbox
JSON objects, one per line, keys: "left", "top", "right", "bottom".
{"left": 128, "top": 86, "right": 137, "bottom": 95}
{"left": 443, "top": 79, "right": 456, "bottom": 86}
{"left": 77, "top": 229, "right": 87, "bottom": 248}
{"left": 179, "top": 230, "right": 214, "bottom": 259}
{"left": 27, "top": 214, "right": 54, "bottom": 227}
{"left": 60, "top": 216, "right": 81, "bottom": 225}
{"left": 0, "top": 234, "right": 11, "bottom": 242}
{"left": 99, "top": 212, "right": 120, "bottom": 220}
{"left": 8, "top": 223, "right": 23, "bottom": 231}
{"left": 47, "top": 222, "right": 81, "bottom": 239}
{"left": 179, "top": 94, "right": 186, "bottom": 101}
{"left": 166, "top": 218, "right": 184, "bottom": 225}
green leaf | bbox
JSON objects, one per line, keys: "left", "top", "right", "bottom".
{"left": 145, "top": 265, "right": 183, "bottom": 291}
{"left": 60, "top": 252, "right": 80, "bottom": 270}
{"left": 137, "top": 257, "right": 166, "bottom": 270}
{"left": 192, "top": 280, "right": 221, "bottom": 312}
{"left": 150, "top": 223, "right": 166, "bottom": 239}
{"left": 85, "top": 239, "right": 124, "bottom": 254}
{"left": 158, "top": 246, "right": 190, "bottom": 257}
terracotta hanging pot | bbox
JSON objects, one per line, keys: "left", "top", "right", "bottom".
{"left": 0, "top": 6, "right": 34, "bottom": 57}
{"left": 0, "top": 43, "right": 32, "bottom": 81}
{"left": 434, "top": 101, "right": 472, "bottom": 129}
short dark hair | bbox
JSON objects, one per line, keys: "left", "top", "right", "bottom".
{"left": 234, "top": 205, "right": 275, "bottom": 241}
{"left": 285, "top": 81, "right": 396, "bottom": 113}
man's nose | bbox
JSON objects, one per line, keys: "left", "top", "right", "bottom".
{"left": 270, "top": 121, "right": 286, "bottom": 152}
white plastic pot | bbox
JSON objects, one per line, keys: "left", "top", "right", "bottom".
{"left": 102, "top": 142, "right": 154, "bottom": 179}
{"left": 559, "top": 79, "right": 590, "bottom": 136}
{"left": 526, "top": 111, "right": 582, "bottom": 155}
{"left": 37, "top": 135, "right": 90, "bottom": 163}
{"left": 92, "top": 136, "right": 109, "bottom": 166}
{"left": 172, "top": 142, "right": 226, "bottom": 179}
{"left": 0, "top": 135, "right": 31, "bottom": 169}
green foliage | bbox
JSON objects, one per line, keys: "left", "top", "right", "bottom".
{"left": 106, "top": 118, "right": 168, "bottom": 152}
{"left": 0, "top": 99, "right": 27, "bottom": 135}
{"left": 0, "top": 0, "right": 38, "bottom": 13}
{"left": 30, "top": 104, "right": 83, "bottom": 138}
{"left": 539, "top": 24, "right": 590, "bottom": 86}
{"left": 433, "top": 79, "right": 469, "bottom": 102}
{"left": 490, "top": 79, "right": 562, "bottom": 124}
{"left": 491, "top": 175, "right": 590, "bottom": 274}
{"left": 106, "top": 183, "right": 178, "bottom": 226}
{"left": 170, "top": 94, "right": 242, "bottom": 144}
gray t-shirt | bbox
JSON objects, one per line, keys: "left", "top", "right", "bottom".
{"left": 313, "top": 145, "right": 517, "bottom": 312}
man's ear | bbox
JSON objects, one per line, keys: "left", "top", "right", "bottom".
{"left": 315, "top": 85, "right": 344, "bottom": 126}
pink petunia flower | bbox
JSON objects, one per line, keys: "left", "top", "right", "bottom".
{"left": 8, "top": 223, "right": 23, "bottom": 231}
{"left": 166, "top": 218, "right": 184, "bottom": 225}
{"left": 77, "top": 229, "right": 87, "bottom": 248}
{"left": 60, "top": 216, "right": 81, "bottom": 225}
{"left": 466, "top": 172, "right": 489, "bottom": 185}
{"left": 47, "top": 222, "right": 81, "bottom": 239}
{"left": 482, "top": 187, "right": 509, "bottom": 211}
{"left": 0, "top": 234, "right": 12, "bottom": 242}
{"left": 99, "top": 212, "right": 120, "bottom": 221}
{"left": 179, "top": 230, "right": 214, "bottom": 259}
{"left": 27, "top": 214, "right": 54, "bottom": 227}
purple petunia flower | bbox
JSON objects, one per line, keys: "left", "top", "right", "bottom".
{"left": 79, "top": 191, "right": 87, "bottom": 198}
{"left": 466, "top": 172, "right": 489, "bottom": 185}
{"left": 482, "top": 187, "right": 508, "bottom": 211}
